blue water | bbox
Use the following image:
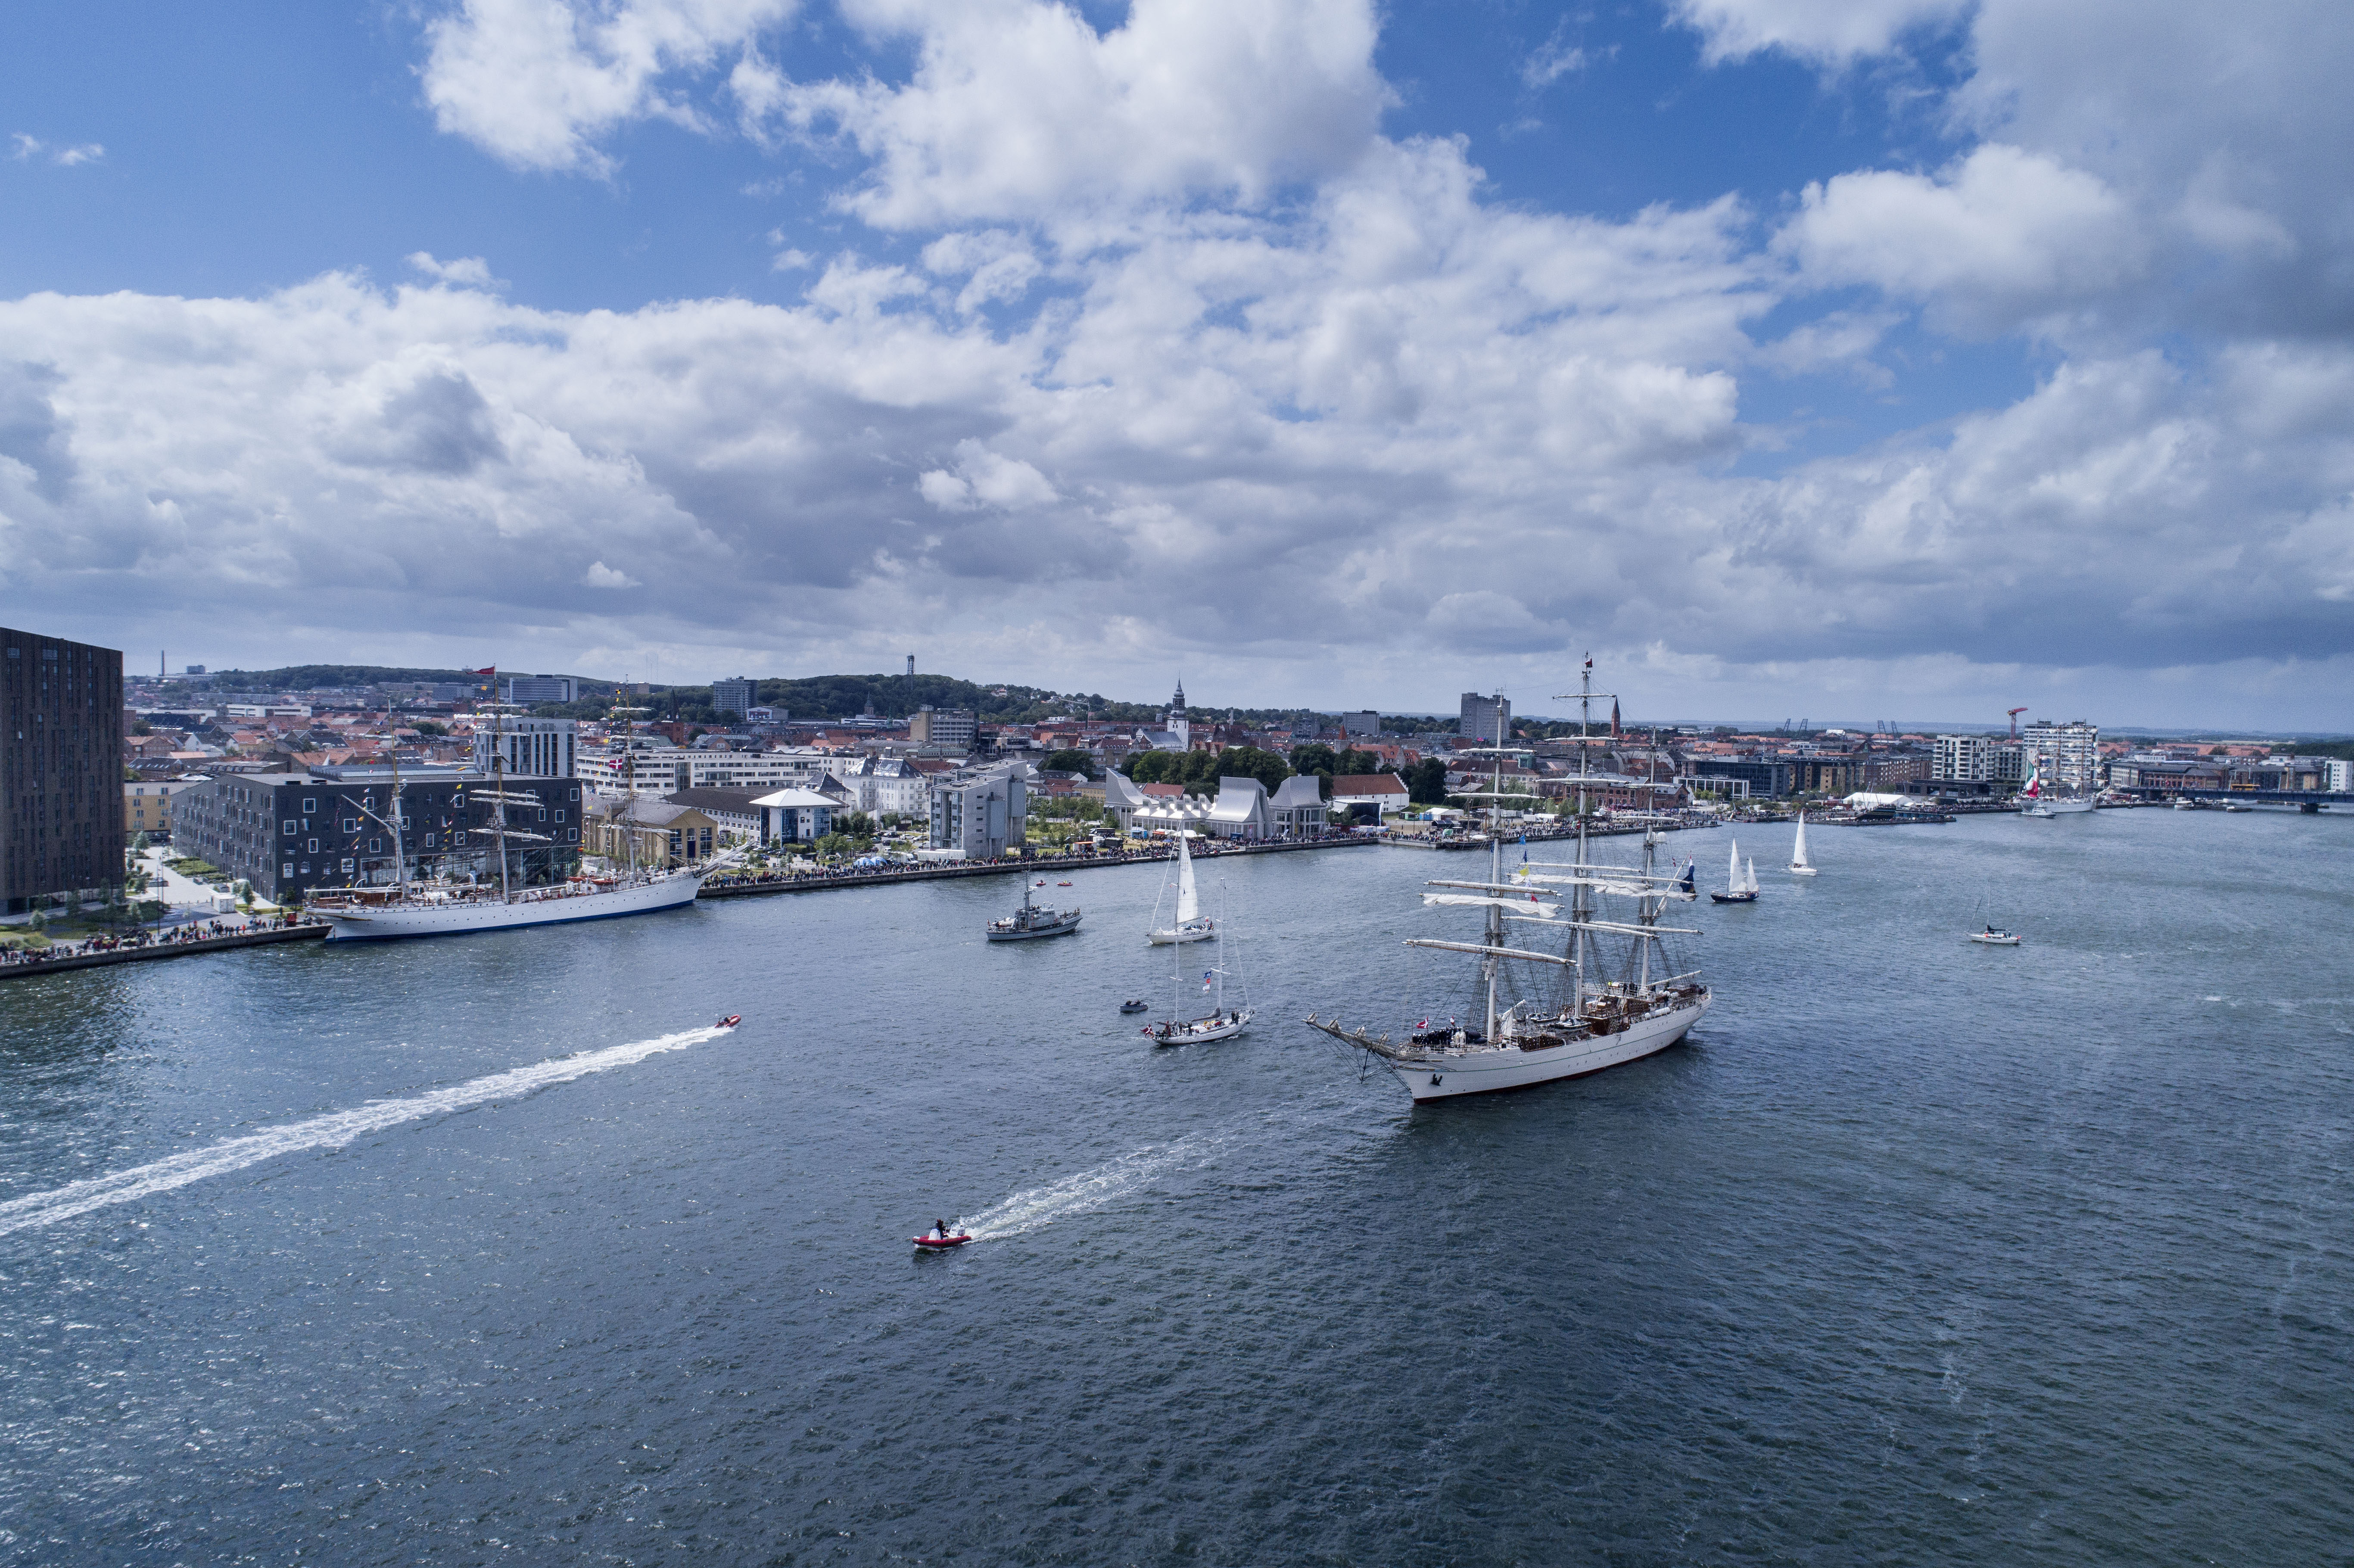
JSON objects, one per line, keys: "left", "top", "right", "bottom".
{"left": 0, "top": 810, "right": 2348, "bottom": 1564}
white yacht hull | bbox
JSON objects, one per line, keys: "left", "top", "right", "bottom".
{"left": 2021, "top": 798, "right": 2095, "bottom": 817}
{"left": 315, "top": 871, "right": 703, "bottom": 941}
{"left": 1148, "top": 1009, "right": 1252, "bottom": 1045}
{"left": 1389, "top": 994, "right": 1709, "bottom": 1101}
{"left": 1146, "top": 922, "right": 1214, "bottom": 946}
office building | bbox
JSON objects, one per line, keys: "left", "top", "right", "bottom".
{"left": 1459, "top": 691, "right": 1510, "bottom": 740}
{"left": 473, "top": 716, "right": 577, "bottom": 779}
{"left": 2, "top": 627, "right": 126, "bottom": 912}
{"left": 1340, "top": 710, "right": 1381, "bottom": 737}
{"left": 929, "top": 765, "right": 1026, "bottom": 859}
{"left": 124, "top": 778, "right": 203, "bottom": 841}
{"left": 710, "top": 677, "right": 756, "bottom": 717}
{"left": 501, "top": 674, "right": 577, "bottom": 706}
{"left": 1932, "top": 733, "right": 1990, "bottom": 782}
{"left": 910, "top": 705, "right": 978, "bottom": 747}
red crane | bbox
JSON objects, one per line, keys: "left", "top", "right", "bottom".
{"left": 2007, "top": 706, "right": 2028, "bottom": 739}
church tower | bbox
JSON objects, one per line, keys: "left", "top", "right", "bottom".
{"left": 1168, "top": 680, "right": 1189, "bottom": 750}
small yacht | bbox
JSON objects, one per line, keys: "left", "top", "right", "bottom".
{"left": 1788, "top": 813, "right": 1819, "bottom": 876}
{"left": 1970, "top": 926, "right": 2021, "bottom": 946}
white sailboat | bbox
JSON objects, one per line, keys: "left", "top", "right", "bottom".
{"left": 1710, "top": 837, "right": 1759, "bottom": 903}
{"left": 1788, "top": 813, "right": 1818, "bottom": 876}
{"left": 1146, "top": 882, "right": 1251, "bottom": 1044}
{"left": 1308, "top": 657, "right": 1710, "bottom": 1101}
{"left": 1146, "top": 830, "right": 1214, "bottom": 944}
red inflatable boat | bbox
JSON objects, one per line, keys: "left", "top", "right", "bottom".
{"left": 912, "top": 1232, "right": 971, "bottom": 1250}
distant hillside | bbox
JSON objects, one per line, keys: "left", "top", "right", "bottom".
{"left": 184, "top": 663, "right": 1350, "bottom": 728}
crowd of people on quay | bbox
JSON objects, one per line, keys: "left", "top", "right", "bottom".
{"left": 0, "top": 911, "right": 322, "bottom": 968}
{"left": 699, "top": 834, "right": 1360, "bottom": 894}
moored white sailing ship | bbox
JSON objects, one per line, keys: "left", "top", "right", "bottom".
{"left": 1306, "top": 658, "right": 1710, "bottom": 1101}
{"left": 2017, "top": 764, "right": 2095, "bottom": 817}
{"left": 311, "top": 675, "right": 721, "bottom": 942}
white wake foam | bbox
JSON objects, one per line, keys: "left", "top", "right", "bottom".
{"left": 0, "top": 1026, "right": 729, "bottom": 1237}
{"left": 962, "top": 1132, "right": 1231, "bottom": 1241}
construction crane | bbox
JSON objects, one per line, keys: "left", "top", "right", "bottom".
{"left": 2007, "top": 706, "right": 2028, "bottom": 739}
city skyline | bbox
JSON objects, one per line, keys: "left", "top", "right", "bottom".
{"left": 5, "top": 2, "right": 2351, "bottom": 728}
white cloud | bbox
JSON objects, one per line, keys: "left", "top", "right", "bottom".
{"left": 10, "top": 134, "right": 105, "bottom": 167}
{"left": 1778, "top": 145, "right": 2145, "bottom": 336}
{"left": 771, "top": 0, "right": 1390, "bottom": 230}
{"left": 1521, "top": 25, "right": 1586, "bottom": 89}
{"left": 420, "top": 0, "right": 799, "bottom": 173}
{"left": 583, "top": 560, "right": 642, "bottom": 587}
{"left": 405, "top": 251, "right": 503, "bottom": 288}
{"left": 1670, "top": 0, "right": 1967, "bottom": 65}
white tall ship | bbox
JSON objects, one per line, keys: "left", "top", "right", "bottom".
{"left": 2017, "top": 764, "right": 2095, "bottom": 817}
{"left": 1307, "top": 659, "right": 1711, "bottom": 1101}
{"left": 311, "top": 676, "right": 718, "bottom": 943}
{"left": 1146, "top": 830, "right": 1214, "bottom": 944}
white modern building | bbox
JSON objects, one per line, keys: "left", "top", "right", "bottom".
{"left": 929, "top": 765, "right": 1027, "bottom": 859}
{"left": 580, "top": 744, "right": 820, "bottom": 798}
{"left": 750, "top": 787, "right": 836, "bottom": 844}
{"left": 475, "top": 716, "right": 577, "bottom": 779}
{"left": 1932, "top": 733, "right": 1991, "bottom": 782}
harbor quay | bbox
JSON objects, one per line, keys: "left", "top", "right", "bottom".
{"left": 698, "top": 833, "right": 1376, "bottom": 898}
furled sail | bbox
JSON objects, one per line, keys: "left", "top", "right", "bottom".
{"left": 1422, "top": 893, "right": 1561, "bottom": 918}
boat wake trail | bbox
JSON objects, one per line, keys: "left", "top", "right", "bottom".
{"left": 0, "top": 1026, "right": 729, "bottom": 1238}
{"left": 963, "top": 1132, "right": 1232, "bottom": 1241}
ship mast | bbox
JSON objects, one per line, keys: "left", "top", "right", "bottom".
{"left": 489, "top": 669, "right": 511, "bottom": 902}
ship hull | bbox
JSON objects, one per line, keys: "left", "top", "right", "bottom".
{"left": 1146, "top": 922, "right": 1214, "bottom": 946}
{"left": 1391, "top": 994, "right": 1709, "bottom": 1101}
{"left": 315, "top": 872, "right": 703, "bottom": 941}
{"left": 2021, "top": 798, "right": 2095, "bottom": 817}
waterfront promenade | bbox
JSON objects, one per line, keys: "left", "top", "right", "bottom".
{"left": 0, "top": 913, "right": 325, "bottom": 982}
{"left": 699, "top": 832, "right": 1374, "bottom": 899}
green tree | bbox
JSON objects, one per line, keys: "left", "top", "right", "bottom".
{"left": 1406, "top": 757, "right": 1449, "bottom": 805}
{"left": 1336, "top": 748, "right": 1385, "bottom": 777}
{"left": 1288, "top": 742, "right": 1338, "bottom": 778}
{"left": 1211, "top": 745, "right": 1291, "bottom": 794}
{"left": 1041, "top": 749, "right": 1096, "bottom": 778}
{"left": 1129, "top": 750, "right": 1180, "bottom": 784}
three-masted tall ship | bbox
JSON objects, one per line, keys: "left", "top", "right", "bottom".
{"left": 310, "top": 672, "right": 717, "bottom": 942}
{"left": 1306, "top": 658, "right": 1711, "bottom": 1101}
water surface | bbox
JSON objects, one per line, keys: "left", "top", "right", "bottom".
{"left": 1, "top": 811, "right": 2348, "bottom": 1564}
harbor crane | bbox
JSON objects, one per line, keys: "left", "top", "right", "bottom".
{"left": 2007, "top": 706, "right": 2027, "bottom": 739}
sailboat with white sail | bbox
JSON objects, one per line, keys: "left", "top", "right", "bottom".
{"left": 1146, "top": 882, "right": 1251, "bottom": 1044}
{"left": 1146, "top": 829, "right": 1214, "bottom": 944}
{"left": 1306, "top": 658, "right": 1710, "bottom": 1101}
{"left": 1787, "top": 812, "right": 1818, "bottom": 876}
{"left": 1711, "top": 837, "right": 1759, "bottom": 903}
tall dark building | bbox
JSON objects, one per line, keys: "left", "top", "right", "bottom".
{"left": 1, "top": 627, "right": 126, "bottom": 912}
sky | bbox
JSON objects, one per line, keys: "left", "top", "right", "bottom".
{"left": 1, "top": 0, "right": 2350, "bottom": 729}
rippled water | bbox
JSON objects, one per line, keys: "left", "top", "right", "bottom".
{"left": 1, "top": 810, "right": 2348, "bottom": 1565}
